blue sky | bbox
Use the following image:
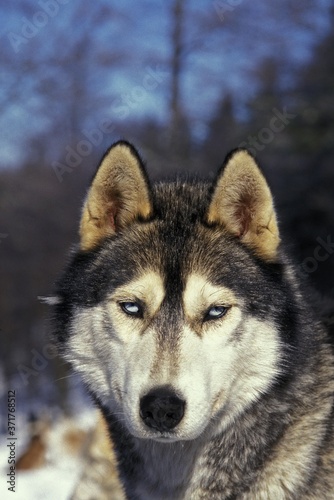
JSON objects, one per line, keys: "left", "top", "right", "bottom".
{"left": 0, "top": 0, "right": 332, "bottom": 167}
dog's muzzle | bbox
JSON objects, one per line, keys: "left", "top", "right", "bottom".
{"left": 140, "top": 386, "right": 185, "bottom": 432}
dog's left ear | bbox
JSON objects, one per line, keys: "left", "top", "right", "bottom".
{"left": 80, "top": 141, "right": 153, "bottom": 251}
{"left": 206, "top": 149, "right": 280, "bottom": 261}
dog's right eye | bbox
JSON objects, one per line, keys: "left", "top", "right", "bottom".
{"left": 204, "top": 305, "right": 228, "bottom": 322}
{"left": 119, "top": 301, "right": 143, "bottom": 318}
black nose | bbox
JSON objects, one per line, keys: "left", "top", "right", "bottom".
{"left": 140, "top": 387, "right": 185, "bottom": 432}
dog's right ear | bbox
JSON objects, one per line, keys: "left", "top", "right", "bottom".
{"left": 80, "top": 141, "right": 153, "bottom": 251}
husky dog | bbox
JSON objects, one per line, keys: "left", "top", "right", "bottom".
{"left": 52, "top": 142, "right": 334, "bottom": 499}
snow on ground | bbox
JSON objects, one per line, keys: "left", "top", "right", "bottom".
{"left": 1, "top": 409, "right": 97, "bottom": 500}
{"left": 6, "top": 463, "right": 82, "bottom": 500}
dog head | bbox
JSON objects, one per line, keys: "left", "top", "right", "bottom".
{"left": 53, "top": 141, "right": 292, "bottom": 442}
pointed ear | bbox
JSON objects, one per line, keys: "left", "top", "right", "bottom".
{"left": 80, "top": 141, "right": 153, "bottom": 251}
{"left": 206, "top": 149, "right": 280, "bottom": 261}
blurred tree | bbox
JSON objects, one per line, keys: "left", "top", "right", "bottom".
{"left": 277, "top": 7, "right": 334, "bottom": 295}
{"left": 1, "top": 1, "right": 129, "bottom": 167}
{"left": 0, "top": 156, "right": 93, "bottom": 415}
{"left": 202, "top": 94, "right": 244, "bottom": 175}
{"left": 168, "top": 0, "right": 192, "bottom": 163}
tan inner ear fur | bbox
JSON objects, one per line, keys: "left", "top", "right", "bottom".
{"left": 207, "top": 150, "right": 280, "bottom": 261}
{"left": 80, "top": 144, "right": 152, "bottom": 251}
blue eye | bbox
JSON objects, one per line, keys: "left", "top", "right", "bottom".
{"left": 204, "top": 306, "right": 228, "bottom": 321}
{"left": 120, "top": 302, "right": 143, "bottom": 317}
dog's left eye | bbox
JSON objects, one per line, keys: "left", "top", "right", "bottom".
{"left": 119, "top": 301, "right": 143, "bottom": 318}
{"left": 204, "top": 306, "right": 228, "bottom": 321}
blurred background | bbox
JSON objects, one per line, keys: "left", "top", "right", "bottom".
{"left": 1, "top": 0, "right": 334, "bottom": 497}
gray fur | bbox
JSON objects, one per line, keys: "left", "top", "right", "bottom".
{"left": 53, "top": 143, "right": 334, "bottom": 499}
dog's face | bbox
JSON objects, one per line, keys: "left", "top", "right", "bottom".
{"left": 54, "top": 142, "right": 290, "bottom": 442}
